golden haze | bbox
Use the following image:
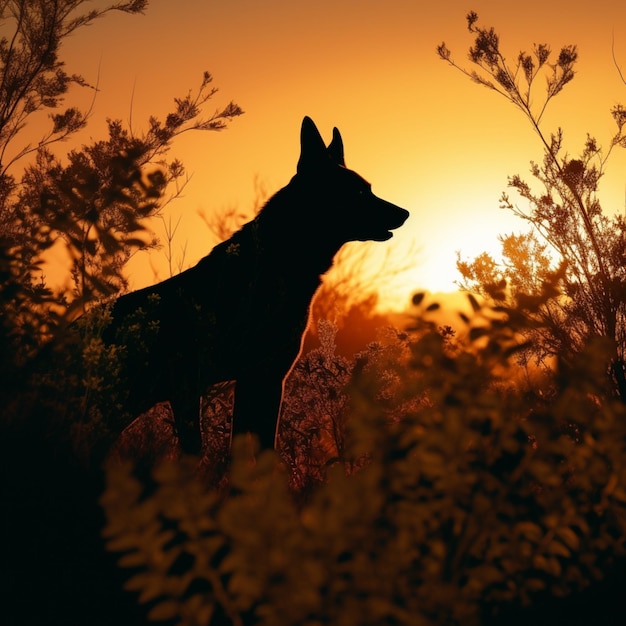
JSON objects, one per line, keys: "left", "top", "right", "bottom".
{"left": 28, "top": 0, "right": 626, "bottom": 309}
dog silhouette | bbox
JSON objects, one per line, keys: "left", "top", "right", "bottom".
{"left": 102, "top": 117, "right": 409, "bottom": 454}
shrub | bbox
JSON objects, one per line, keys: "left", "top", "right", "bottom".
{"left": 101, "top": 295, "right": 626, "bottom": 625}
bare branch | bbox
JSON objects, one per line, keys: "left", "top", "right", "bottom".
{"left": 612, "top": 29, "right": 626, "bottom": 85}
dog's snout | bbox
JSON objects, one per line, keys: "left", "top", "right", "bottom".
{"left": 389, "top": 204, "right": 410, "bottom": 229}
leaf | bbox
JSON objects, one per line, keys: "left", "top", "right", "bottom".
{"left": 611, "top": 487, "right": 626, "bottom": 503}
{"left": 547, "top": 539, "right": 571, "bottom": 558}
{"left": 181, "top": 594, "right": 215, "bottom": 625}
{"left": 469, "top": 327, "right": 489, "bottom": 342}
{"left": 556, "top": 527, "right": 580, "bottom": 551}
{"left": 515, "top": 521, "right": 543, "bottom": 543}
{"left": 474, "top": 563, "right": 504, "bottom": 586}
{"left": 533, "top": 554, "right": 562, "bottom": 577}
{"left": 138, "top": 577, "right": 167, "bottom": 605}
{"left": 526, "top": 578, "right": 546, "bottom": 592}
{"left": 118, "top": 551, "right": 148, "bottom": 568}
{"left": 502, "top": 342, "right": 532, "bottom": 359}
{"left": 124, "top": 572, "right": 158, "bottom": 594}
{"left": 412, "top": 292, "right": 425, "bottom": 306}
{"left": 467, "top": 293, "right": 481, "bottom": 312}
{"left": 147, "top": 600, "right": 180, "bottom": 621}
{"left": 107, "top": 532, "right": 143, "bottom": 553}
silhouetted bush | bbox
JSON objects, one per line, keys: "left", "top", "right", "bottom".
{"left": 0, "top": 4, "right": 242, "bottom": 624}
{"left": 101, "top": 293, "right": 626, "bottom": 625}
{"left": 440, "top": 11, "right": 626, "bottom": 400}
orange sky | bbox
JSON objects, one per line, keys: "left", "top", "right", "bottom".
{"left": 22, "top": 0, "right": 626, "bottom": 310}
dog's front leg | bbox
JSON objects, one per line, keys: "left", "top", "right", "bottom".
{"left": 232, "top": 371, "right": 285, "bottom": 450}
{"left": 169, "top": 360, "right": 203, "bottom": 455}
{"left": 170, "top": 394, "right": 202, "bottom": 455}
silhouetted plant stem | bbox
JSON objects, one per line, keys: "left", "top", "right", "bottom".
{"left": 439, "top": 12, "right": 626, "bottom": 400}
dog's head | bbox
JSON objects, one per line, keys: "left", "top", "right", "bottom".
{"left": 295, "top": 116, "right": 409, "bottom": 242}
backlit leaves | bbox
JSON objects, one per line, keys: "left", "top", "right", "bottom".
{"left": 102, "top": 458, "right": 228, "bottom": 626}
{"left": 444, "top": 12, "right": 626, "bottom": 398}
{"left": 1, "top": 2, "right": 243, "bottom": 360}
{"left": 102, "top": 299, "right": 626, "bottom": 625}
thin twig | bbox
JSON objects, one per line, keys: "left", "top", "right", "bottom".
{"left": 612, "top": 30, "right": 626, "bottom": 85}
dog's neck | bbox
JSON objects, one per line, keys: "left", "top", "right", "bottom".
{"left": 249, "top": 183, "right": 346, "bottom": 274}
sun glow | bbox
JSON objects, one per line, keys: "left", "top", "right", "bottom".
{"left": 368, "top": 208, "right": 505, "bottom": 307}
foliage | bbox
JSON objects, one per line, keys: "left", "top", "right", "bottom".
{"left": 0, "top": 0, "right": 243, "bottom": 465}
{"left": 0, "top": 1, "right": 243, "bottom": 370}
{"left": 0, "top": 3, "right": 244, "bottom": 623}
{"left": 278, "top": 318, "right": 416, "bottom": 495}
{"left": 102, "top": 293, "right": 626, "bottom": 626}
{"left": 438, "top": 12, "right": 626, "bottom": 398}
{"left": 0, "top": 1, "right": 148, "bottom": 170}
{"left": 278, "top": 320, "right": 353, "bottom": 491}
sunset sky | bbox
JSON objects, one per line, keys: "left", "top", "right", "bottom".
{"left": 33, "top": 0, "right": 626, "bottom": 309}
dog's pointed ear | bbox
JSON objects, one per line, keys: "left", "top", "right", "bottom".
{"left": 327, "top": 127, "right": 345, "bottom": 166}
{"left": 297, "top": 116, "right": 328, "bottom": 173}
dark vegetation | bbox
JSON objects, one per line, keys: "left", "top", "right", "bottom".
{"left": 439, "top": 11, "right": 626, "bottom": 401}
{"left": 2, "top": 4, "right": 626, "bottom": 625}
